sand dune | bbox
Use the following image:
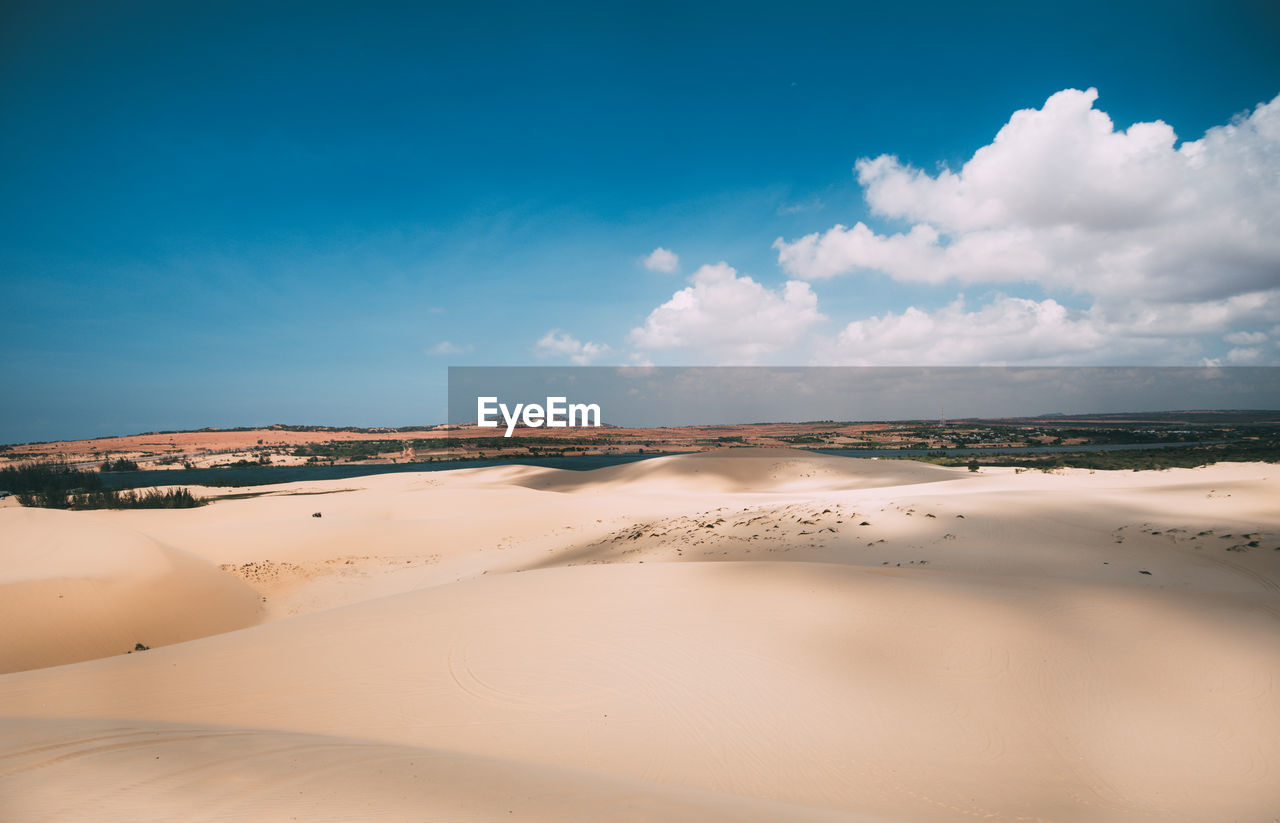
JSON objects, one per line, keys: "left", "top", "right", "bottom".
{"left": 510, "top": 447, "right": 964, "bottom": 493}
{"left": 0, "top": 717, "right": 867, "bottom": 823}
{"left": 3, "top": 561, "right": 1278, "bottom": 821}
{"left": 0, "top": 508, "right": 263, "bottom": 674}
{"left": 2, "top": 449, "right": 1278, "bottom": 821}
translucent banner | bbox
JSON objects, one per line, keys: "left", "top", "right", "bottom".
{"left": 448, "top": 367, "right": 1280, "bottom": 432}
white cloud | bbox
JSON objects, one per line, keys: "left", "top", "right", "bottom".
{"left": 533, "top": 329, "right": 611, "bottom": 365}
{"left": 630, "top": 262, "right": 824, "bottom": 364}
{"left": 1107, "top": 289, "right": 1279, "bottom": 338}
{"left": 773, "top": 88, "right": 1280, "bottom": 365}
{"left": 643, "top": 247, "right": 680, "bottom": 273}
{"left": 1224, "top": 330, "right": 1267, "bottom": 346}
{"left": 816, "top": 295, "right": 1108, "bottom": 365}
{"left": 815, "top": 291, "right": 1280, "bottom": 366}
{"left": 427, "top": 340, "right": 471, "bottom": 355}
{"left": 1226, "top": 346, "right": 1262, "bottom": 363}
{"left": 775, "top": 88, "right": 1280, "bottom": 304}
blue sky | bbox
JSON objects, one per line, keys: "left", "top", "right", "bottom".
{"left": 2, "top": 1, "right": 1278, "bottom": 442}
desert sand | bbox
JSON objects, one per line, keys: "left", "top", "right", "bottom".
{"left": 1, "top": 448, "right": 1278, "bottom": 822}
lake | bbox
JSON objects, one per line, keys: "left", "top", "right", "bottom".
{"left": 92, "top": 441, "right": 1214, "bottom": 490}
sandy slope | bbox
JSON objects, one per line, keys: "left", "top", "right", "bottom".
{"left": 0, "top": 717, "right": 868, "bottom": 823}
{"left": 1, "top": 449, "right": 1278, "bottom": 822}
{"left": 508, "top": 447, "right": 962, "bottom": 493}
{"left": 0, "top": 508, "right": 263, "bottom": 673}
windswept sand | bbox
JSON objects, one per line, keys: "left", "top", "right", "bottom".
{"left": 1, "top": 448, "right": 1278, "bottom": 821}
{"left": 0, "top": 508, "right": 262, "bottom": 674}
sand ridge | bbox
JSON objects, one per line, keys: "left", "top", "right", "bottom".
{"left": 508, "top": 447, "right": 966, "bottom": 493}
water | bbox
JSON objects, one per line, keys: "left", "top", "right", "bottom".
{"left": 94, "top": 452, "right": 673, "bottom": 490}
{"left": 93, "top": 441, "right": 1215, "bottom": 490}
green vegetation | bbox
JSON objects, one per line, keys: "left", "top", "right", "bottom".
{"left": 291, "top": 435, "right": 622, "bottom": 463}
{"left": 56, "top": 487, "right": 205, "bottom": 509}
{"left": 452, "top": 435, "right": 615, "bottom": 449}
{"left": 100, "top": 457, "right": 140, "bottom": 472}
{"left": 0, "top": 461, "right": 204, "bottom": 508}
{"left": 924, "top": 441, "right": 1280, "bottom": 472}
{"left": 407, "top": 439, "right": 450, "bottom": 450}
{"left": 218, "top": 453, "right": 273, "bottom": 468}
{"left": 292, "top": 440, "right": 402, "bottom": 461}
{"left": 1, "top": 461, "right": 100, "bottom": 506}
{"left": 110, "top": 488, "right": 204, "bottom": 508}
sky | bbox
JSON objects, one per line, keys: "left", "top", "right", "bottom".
{"left": 2, "top": 0, "right": 1279, "bottom": 442}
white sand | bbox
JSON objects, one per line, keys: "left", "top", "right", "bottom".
{"left": 0, "top": 508, "right": 262, "bottom": 673}
{"left": 1, "top": 449, "right": 1277, "bottom": 821}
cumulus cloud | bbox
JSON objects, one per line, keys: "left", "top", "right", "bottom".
{"left": 813, "top": 289, "right": 1280, "bottom": 365}
{"left": 773, "top": 87, "right": 1280, "bottom": 365}
{"left": 630, "top": 262, "right": 824, "bottom": 363}
{"left": 1224, "top": 330, "right": 1267, "bottom": 346}
{"left": 534, "top": 330, "right": 611, "bottom": 365}
{"left": 1226, "top": 347, "right": 1262, "bottom": 363}
{"left": 643, "top": 247, "right": 680, "bottom": 273}
{"left": 815, "top": 295, "right": 1110, "bottom": 365}
{"left": 775, "top": 88, "right": 1280, "bottom": 304}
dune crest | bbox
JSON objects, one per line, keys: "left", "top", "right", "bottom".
{"left": 512, "top": 448, "right": 964, "bottom": 494}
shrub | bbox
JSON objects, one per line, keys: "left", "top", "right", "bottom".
{"left": 2, "top": 461, "right": 102, "bottom": 507}
{"left": 0, "top": 462, "right": 204, "bottom": 508}
{"left": 80, "top": 488, "right": 205, "bottom": 509}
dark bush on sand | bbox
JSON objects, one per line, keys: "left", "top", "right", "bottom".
{"left": 1, "top": 462, "right": 204, "bottom": 509}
